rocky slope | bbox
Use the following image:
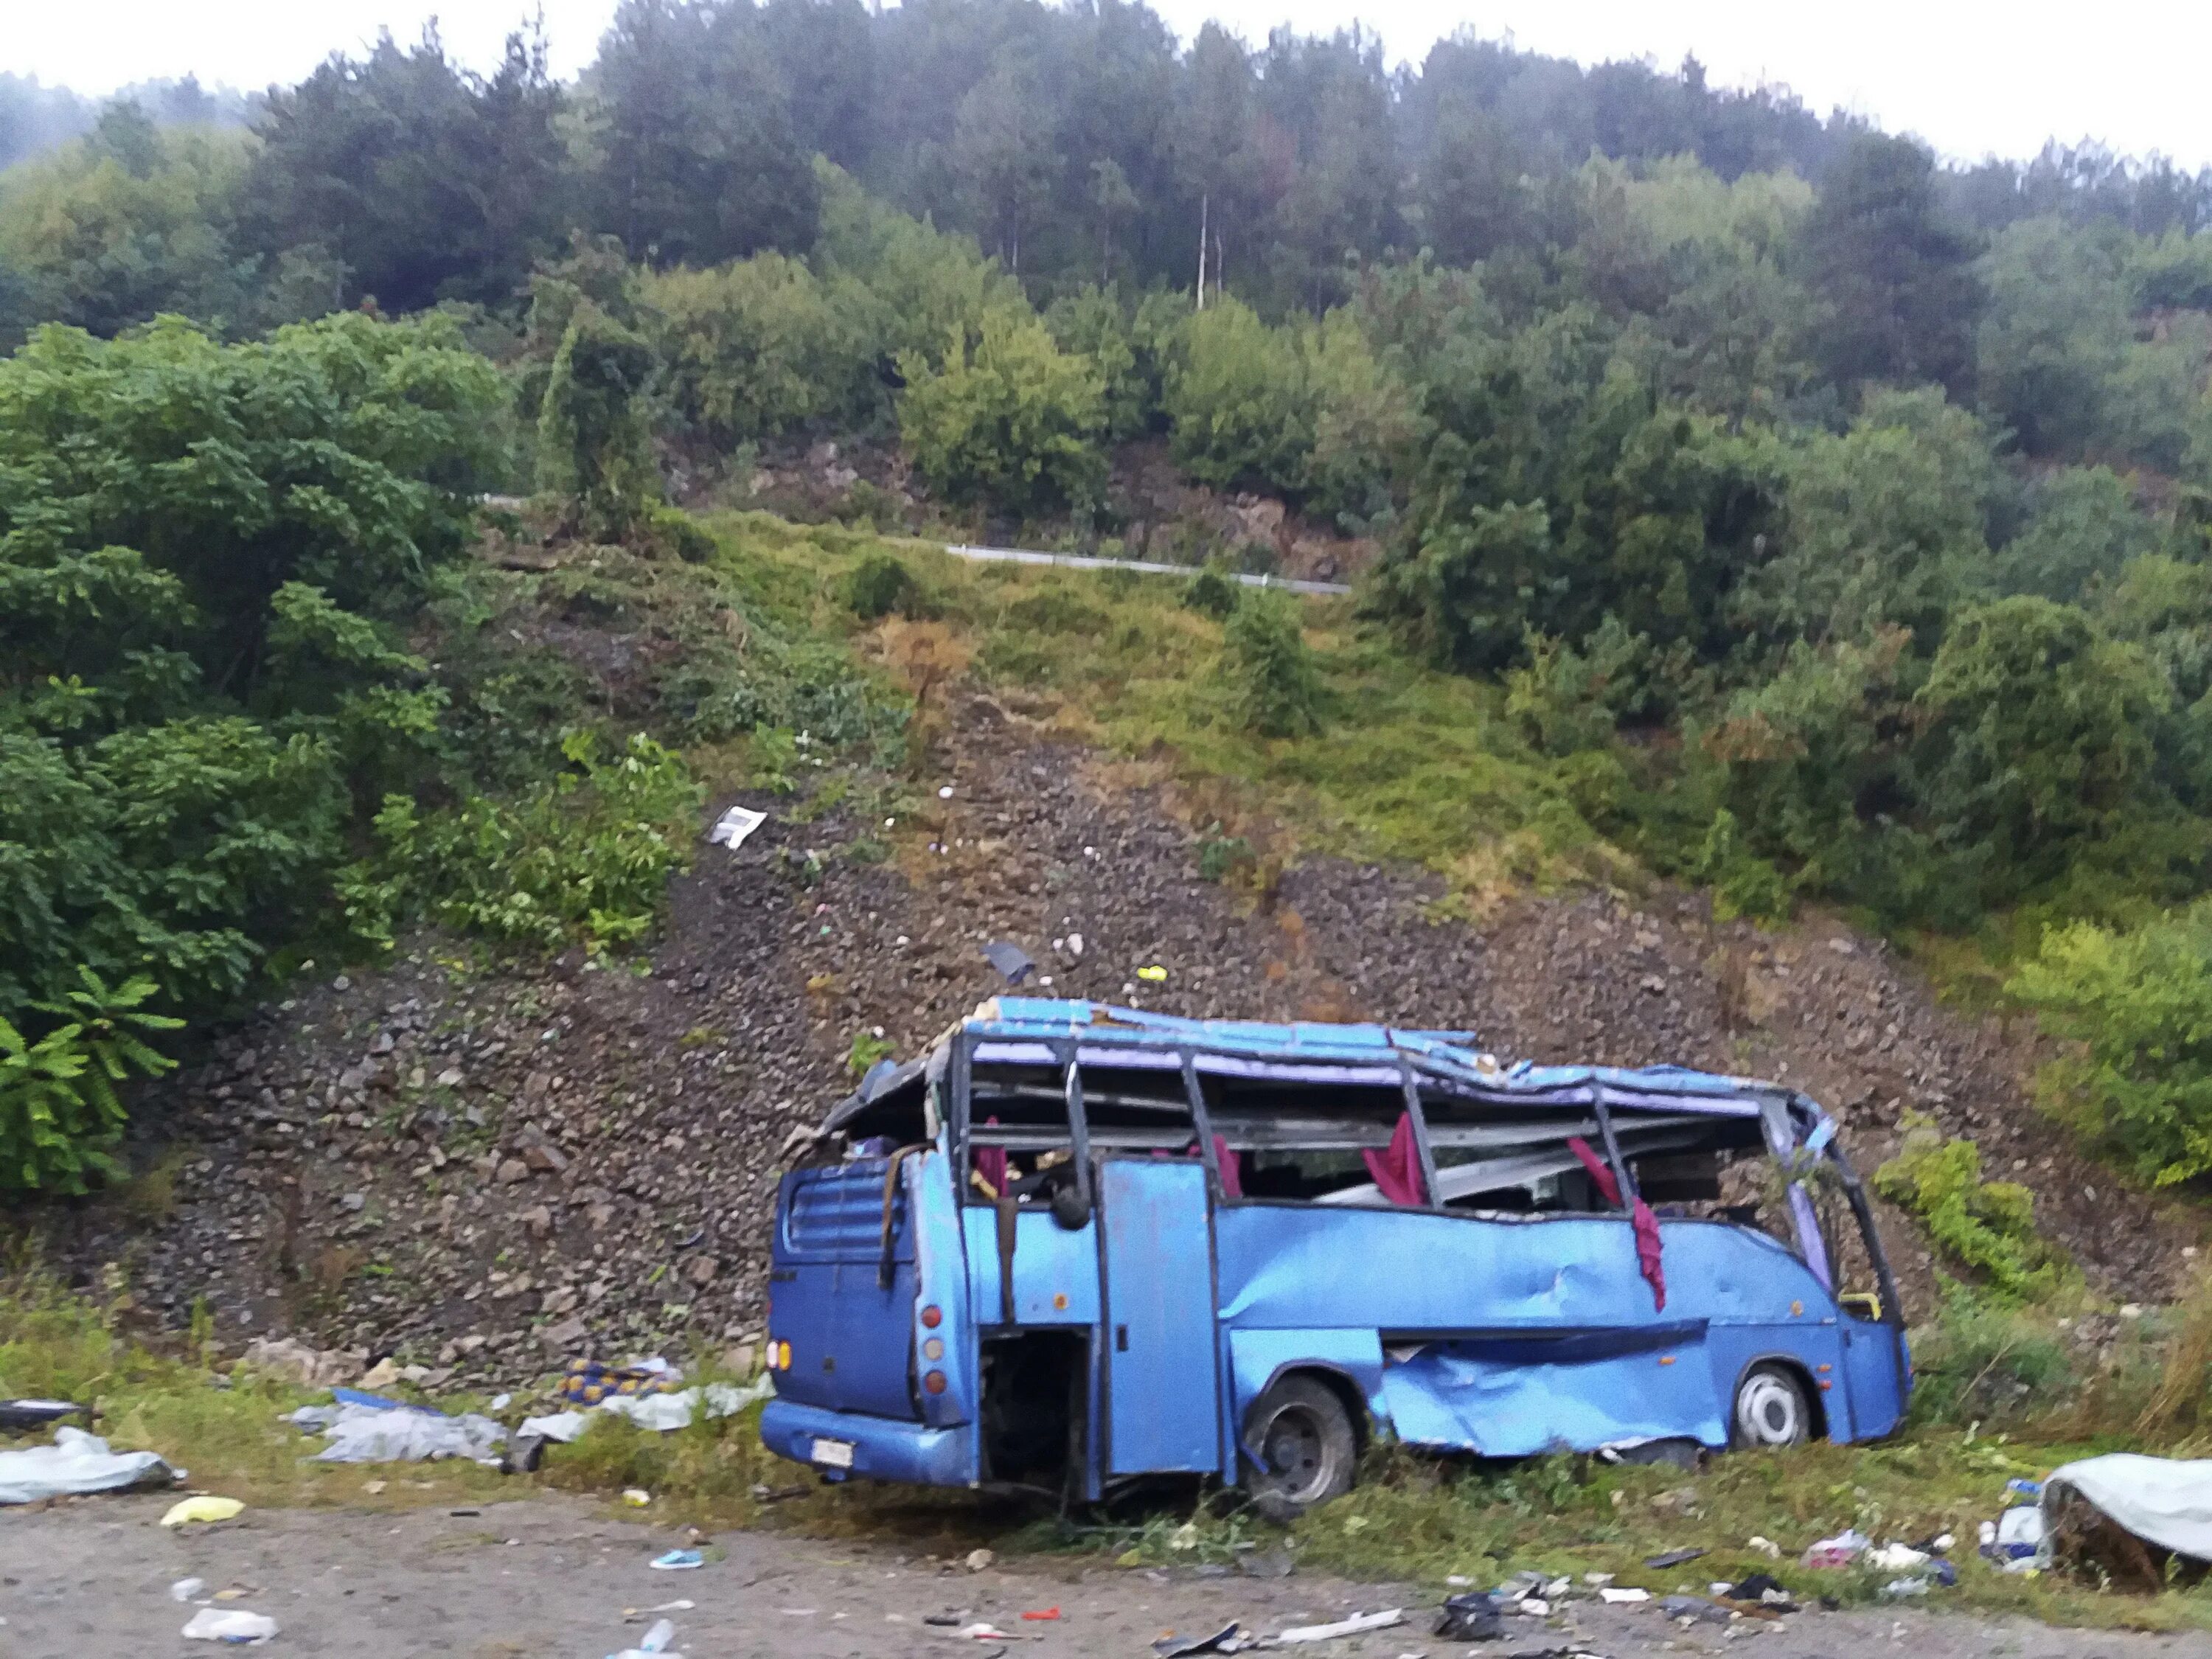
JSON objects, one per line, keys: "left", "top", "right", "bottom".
{"left": 32, "top": 692, "right": 2200, "bottom": 1385}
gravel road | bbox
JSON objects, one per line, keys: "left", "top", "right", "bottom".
{"left": 2, "top": 1494, "right": 2206, "bottom": 1659}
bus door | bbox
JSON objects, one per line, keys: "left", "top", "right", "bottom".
{"left": 1101, "top": 1156, "right": 1218, "bottom": 1473}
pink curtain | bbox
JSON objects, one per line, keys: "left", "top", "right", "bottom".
{"left": 1213, "top": 1135, "right": 1242, "bottom": 1199}
{"left": 973, "top": 1116, "right": 1007, "bottom": 1195}
{"left": 1634, "top": 1198, "right": 1667, "bottom": 1310}
{"left": 1567, "top": 1136, "right": 1621, "bottom": 1206}
{"left": 1363, "top": 1112, "right": 1425, "bottom": 1206}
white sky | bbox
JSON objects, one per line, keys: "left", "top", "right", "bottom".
{"left": 10, "top": 0, "right": 2212, "bottom": 170}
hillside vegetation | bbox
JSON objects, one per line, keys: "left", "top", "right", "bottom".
{"left": 7, "top": 1, "right": 2212, "bottom": 1319}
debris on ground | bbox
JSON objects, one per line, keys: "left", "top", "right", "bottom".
{"left": 1719, "top": 1573, "right": 1794, "bottom": 1610}
{"left": 649, "top": 1549, "right": 704, "bottom": 1571}
{"left": 1152, "top": 1622, "right": 1246, "bottom": 1657}
{"left": 1983, "top": 1503, "right": 2046, "bottom": 1571}
{"left": 981, "top": 942, "right": 1036, "bottom": 984}
{"left": 1433, "top": 1591, "right": 1504, "bottom": 1641}
{"left": 161, "top": 1495, "right": 245, "bottom": 1528}
{"left": 707, "top": 804, "right": 767, "bottom": 851}
{"left": 964, "top": 1548, "right": 995, "bottom": 1572}
{"left": 1800, "top": 1528, "right": 1870, "bottom": 1568}
{"left": 286, "top": 1388, "right": 506, "bottom": 1464}
{"left": 1643, "top": 1547, "right": 1707, "bottom": 1569}
{"left": 172, "top": 1577, "right": 207, "bottom": 1602}
{"left": 1596, "top": 1587, "right": 1649, "bottom": 1604}
{"left": 1658, "top": 1596, "right": 1730, "bottom": 1626}
{"left": 0, "top": 1427, "right": 175, "bottom": 1505}
{"left": 2041, "top": 1453, "right": 2212, "bottom": 1590}
{"left": 181, "top": 1607, "right": 278, "bottom": 1643}
{"left": 1744, "top": 1535, "right": 1781, "bottom": 1559}
{"left": 1278, "top": 1610, "right": 1405, "bottom": 1643}
{"left": 0, "top": 1398, "right": 91, "bottom": 1431}
{"left": 517, "top": 1377, "right": 770, "bottom": 1444}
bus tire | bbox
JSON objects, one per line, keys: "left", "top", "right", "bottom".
{"left": 1732, "top": 1363, "right": 1812, "bottom": 1450}
{"left": 1240, "top": 1374, "right": 1357, "bottom": 1514}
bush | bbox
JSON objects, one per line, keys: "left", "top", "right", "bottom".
{"left": 1872, "top": 1117, "right": 2065, "bottom": 1300}
{"left": 343, "top": 731, "right": 703, "bottom": 956}
{"left": 895, "top": 307, "right": 1107, "bottom": 516}
{"left": 1223, "top": 589, "right": 1327, "bottom": 739}
{"left": 844, "top": 553, "right": 920, "bottom": 621}
{"left": 536, "top": 302, "right": 661, "bottom": 540}
{"left": 2008, "top": 902, "right": 2212, "bottom": 1186}
{"left": 1905, "top": 1286, "right": 2079, "bottom": 1428}
{"left": 1181, "top": 565, "right": 1240, "bottom": 620}
{"left": 0, "top": 970, "right": 180, "bottom": 1194}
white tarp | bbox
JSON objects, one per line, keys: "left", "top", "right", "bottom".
{"left": 0, "top": 1425, "right": 175, "bottom": 1504}
{"left": 2045, "top": 1454, "right": 2212, "bottom": 1562}
{"left": 518, "top": 1377, "right": 772, "bottom": 1444}
{"left": 286, "top": 1399, "right": 507, "bottom": 1464}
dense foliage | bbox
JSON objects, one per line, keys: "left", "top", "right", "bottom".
{"left": 15, "top": 2, "right": 2212, "bottom": 1197}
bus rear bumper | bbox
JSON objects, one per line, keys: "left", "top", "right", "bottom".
{"left": 759, "top": 1398, "right": 974, "bottom": 1486}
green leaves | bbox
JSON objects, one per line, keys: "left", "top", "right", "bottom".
{"left": 342, "top": 732, "right": 704, "bottom": 957}
{"left": 896, "top": 307, "right": 1107, "bottom": 517}
{"left": 1872, "top": 1119, "right": 2065, "bottom": 1301}
{"left": 0, "top": 968, "right": 179, "bottom": 1194}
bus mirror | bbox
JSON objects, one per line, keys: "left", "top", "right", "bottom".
{"left": 1050, "top": 1181, "right": 1091, "bottom": 1230}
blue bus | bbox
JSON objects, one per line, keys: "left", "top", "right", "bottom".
{"left": 759, "top": 999, "right": 1909, "bottom": 1509}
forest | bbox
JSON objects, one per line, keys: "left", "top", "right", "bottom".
{"left": 8, "top": 0, "right": 2212, "bottom": 1203}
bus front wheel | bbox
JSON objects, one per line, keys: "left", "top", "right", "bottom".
{"left": 1732, "top": 1363, "right": 1812, "bottom": 1449}
{"left": 1241, "top": 1375, "right": 1357, "bottom": 1516}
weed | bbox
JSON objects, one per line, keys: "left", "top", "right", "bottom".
{"left": 846, "top": 1029, "right": 896, "bottom": 1076}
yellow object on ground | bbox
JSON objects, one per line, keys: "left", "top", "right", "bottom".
{"left": 161, "top": 1496, "right": 245, "bottom": 1528}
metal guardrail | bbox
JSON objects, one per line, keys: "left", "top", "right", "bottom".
{"left": 939, "top": 541, "right": 1352, "bottom": 596}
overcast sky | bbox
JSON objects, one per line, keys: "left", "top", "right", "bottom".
{"left": 13, "top": 0, "right": 2212, "bottom": 171}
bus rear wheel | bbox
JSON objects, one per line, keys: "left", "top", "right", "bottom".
{"left": 1732, "top": 1363, "right": 1812, "bottom": 1449}
{"left": 1241, "top": 1375, "right": 1357, "bottom": 1516}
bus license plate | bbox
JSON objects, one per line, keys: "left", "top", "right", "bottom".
{"left": 811, "top": 1437, "right": 855, "bottom": 1470}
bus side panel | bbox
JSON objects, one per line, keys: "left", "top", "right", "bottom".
{"left": 771, "top": 1162, "right": 918, "bottom": 1421}
{"left": 1214, "top": 1205, "right": 1860, "bottom": 1453}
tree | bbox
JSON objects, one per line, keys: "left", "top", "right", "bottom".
{"left": 1224, "top": 588, "right": 1327, "bottom": 737}
{"left": 583, "top": 0, "right": 819, "bottom": 268}
{"left": 536, "top": 303, "right": 661, "bottom": 538}
{"left": 1797, "top": 133, "right": 1982, "bottom": 397}
{"left": 897, "top": 307, "right": 1107, "bottom": 516}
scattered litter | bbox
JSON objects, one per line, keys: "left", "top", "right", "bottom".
{"left": 751, "top": 1481, "right": 810, "bottom": 1503}
{"left": 172, "top": 1578, "right": 207, "bottom": 1602}
{"left": 706, "top": 805, "right": 767, "bottom": 850}
{"left": 285, "top": 1390, "right": 506, "bottom": 1464}
{"left": 625, "top": 1601, "right": 695, "bottom": 1618}
{"left": 1582, "top": 1573, "right": 1614, "bottom": 1587}
{"left": 1596, "top": 1587, "right": 1649, "bottom": 1605}
{"left": 953, "top": 1623, "right": 1024, "bottom": 1641}
{"left": 519, "top": 1378, "right": 771, "bottom": 1444}
{"left": 1434, "top": 1591, "right": 1503, "bottom": 1641}
{"left": 1800, "top": 1528, "right": 1869, "bottom": 1569}
{"left": 0, "top": 1426, "right": 175, "bottom": 1506}
{"left": 1722, "top": 1573, "right": 1792, "bottom": 1609}
{"left": 1020, "top": 1608, "right": 1061, "bottom": 1621}
{"left": 0, "top": 1398, "right": 89, "bottom": 1430}
{"left": 161, "top": 1495, "right": 246, "bottom": 1528}
{"left": 1152, "top": 1629, "right": 1245, "bottom": 1659}
{"left": 2006, "top": 1478, "right": 2045, "bottom": 1500}
{"left": 1644, "top": 1548, "right": 1707, "bottom": 1569}
{"left": 981, "top": 942, "right": 1036, "bottom": 985}
{"left": 1137, "top": 965, "right": 1167, "bottom": 983}
{"left": 181, "top": 1607, "right": 279, "bottom": 1644}
{"left": 1659, "top": 1596, "right": 1729, "bottom": 1627}
{"left": 1983, "top": 1503, "right": 2045, "bottom": 1565}
{"left": 965, "top": 1548, "right": 995, "bottom": 1572}
{"left": 1745, "top": 1536, "right": 1781, "bottom": 1559}
{"left": 625, "top": 1489, "right": 653, "bottom": 1507}
{"left": 938, "top": 785, "right": 955, "bottom": 799}
{"left": 1514, "top": 1597, "right": 1551, "bottom": 1616}
{"left": 650, "top": 1550, "right": 704, "bottom": 1571}
{"left": 1866, "top": 1543, "right": 1928, "bottom": 1571}
{"left": 1880, "top": 1577, "right": 1930, "bottom": 1599}
{"left": 638, "top": 1617, "right": 679, "bottom": 1652}
{"left": 1279, "top": 1610, "right": 1405, "bottom": 1643}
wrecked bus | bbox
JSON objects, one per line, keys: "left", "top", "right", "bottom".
{"left": 759, "top": 999, "right": 1908, "bottom": 1509}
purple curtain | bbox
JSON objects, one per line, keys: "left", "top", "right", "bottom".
{"left": 1214, "top": 1135, "right": 1242, "bottom": 1198}
{"left": 1567, "top": 1136, "right": 1622, "bottom": 1206}
{"left": 973, "top": 1116, "right": 1007, "bottom": 1195}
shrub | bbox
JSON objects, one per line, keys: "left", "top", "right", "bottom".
{"left": 844, "top": 554, "right": 920, "bottom": 621}
{"left": 1905, "top": 1286, "right": 2079, "bottom": 1428}
{"left": 896, "top": 307, "right": 1107, "bottom": 516}
{"left": 1164, "top": 296, "right": 1312, "bottom": 496}
{"left": 536, "top": 302, "right": 661, "bottom": 540}
{"left": 343, "top": 731, "right": 703, "bottom": 956}
{"left": 1223, "top": 589, "right": 1327, "bottom": 740}
{"left": 640, "top": 252, "right": 873, "bottom": 445}
{"left": 0, "top": 970, "right": 180, "bottom": 1194}
{"left": 1872, "top": 1116, "right": 2064, "bottom": 1300}
{"left": 2007, "top": 902, "right": 2212, "bottom": 1186}
{"left": 1182, "top": 565, "right": 1240, "bottom": 620}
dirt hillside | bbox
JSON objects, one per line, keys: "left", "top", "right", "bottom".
{"left": 34, "top": 693, "right": 2200, "bottom": 1385}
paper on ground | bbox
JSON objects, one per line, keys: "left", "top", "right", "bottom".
{"left": 707, "top": 806, "right": 767, "bottom": 850}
